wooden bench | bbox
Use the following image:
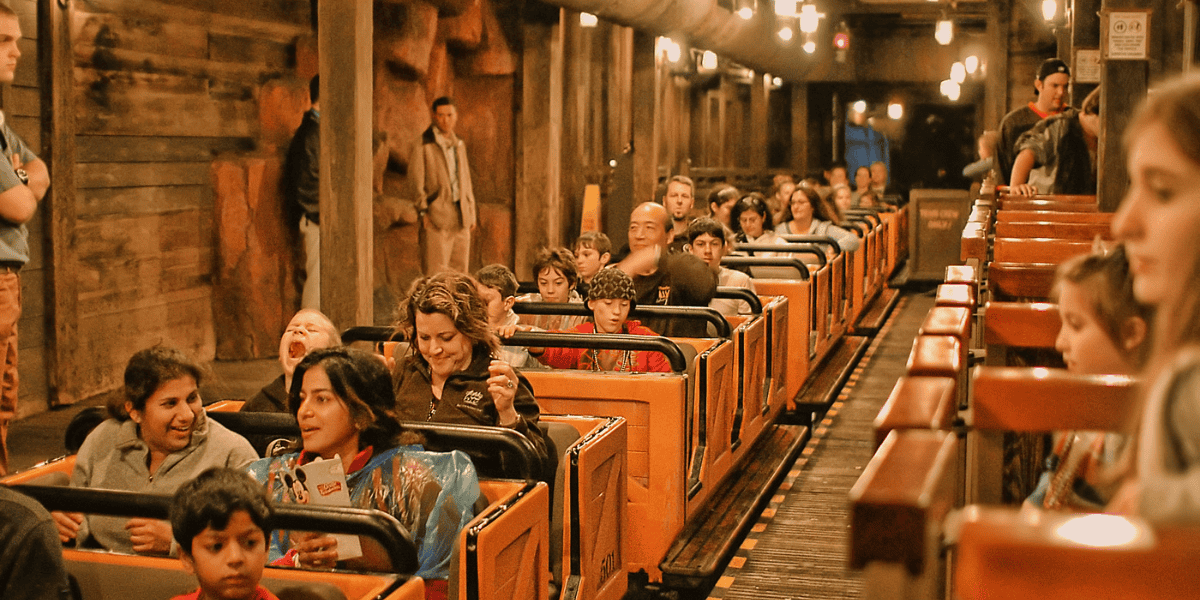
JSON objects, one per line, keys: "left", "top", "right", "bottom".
{"left": 956, "top": 507, "right": 1200, "bottom": 600}
{"left": 906, "top": 335, "right": 962, "bottom": 379}
{"left": 993, "top": 220, "right": 1112, "bottom": 240}
{"left": 848, "top": 429, "right": 959, "bottom": 600}
{"left": 1000, "top": 199, "right": 1099, "bottom": 212}
{"left": 992, "top": 238, "right": 1092, "bottom": 264}
{"left": 966, "top": 366, "right": 1136, "bottom": 504}
{"left": 996, "top": 210, "right": 1113, "bottom": 224}
{"left": 872, "top": 377, "right": 958, "bottom": 450}
{"left": 986, "top": 263, "right": 1058, "bottom": 301}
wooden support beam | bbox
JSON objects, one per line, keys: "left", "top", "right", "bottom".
{"left": 791, "top": 83, "right": 808, "bottom": 174}
{"left": 630, "top": 31, "right": 657, "bottom": 210}
{"left": 984, "top": 0, "right": 1009, "bottom": 128}
{"left": 42, "top": 0, "right": 78, "bottom": 406}
{"left": 515, "top": 19, "right": 564, "bottom": 278}
{"left": 1096, "top": 0, "right": 1152, "bottom": 213}
{"left": 1071, "top": 0, "right": 1102, "bottom": 106}
{"left": 749, "top": 72, "right": 768, "bottom": 170}
{"left": 318, "top": 0, "right": 373, "bottom": 327}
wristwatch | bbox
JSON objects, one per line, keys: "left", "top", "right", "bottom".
{"left": 15, "top": 169, "right": 27, "bottom": 185}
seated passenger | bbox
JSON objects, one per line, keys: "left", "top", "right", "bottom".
{"left": 617, "top": 202, "right": 717, "bottom": 338}
{"left": 247, "top": 348, "right": 480, "bottom": 598}
{"left": 53, "top": 347, "right": 258, "bottom": 555}
{"left": 851, "top": 165, "right": 871, "bottom": 206}
{"left": 517, "top": 247, "right": 586, "bottom": 332}
{"left": 775, "top": 185, "right": 862, "bottom": 253}
{"left": 730, "top": 193, "right": 784, "bottom": 254}
{"left": 706, "top": 184, "right": 740, "bottom": 228}
{"left": 1107, "top": 76, "right": 1200, "bottom": 523}
{"left": 390, "top": 272, "right": 549, "bottom": 465}
{"left": 686, "top": 217, "right": 754, "bottom": 317}
{"left": 831, "top": 184, "right": 854, "bottom": 217}
{"left": 573, "top": 231, "right": 612, "bottom": 299}
{"left": 858, "top": 189, "right": 880, "bottom": 209}
{"left": 1024, "top": 245, "right": 1150, "bottom": 511}
{"left": 169, "top": 467, "right": 279, "bottom": 600}
{"left": 537, "top": 268, "right": 670, "bottom": 373}
{"left": 768, "top": 177, "right": 795, "bottom": 224}
{"left": 241, "top": 308, "right": 341, "bottom": 454}
{"left": 0, "top": 485, "right": 72, "bottom": 600}
{"left": 243, "top": 309, "right": 341, "bottom": 415}
{"left": 474, "top": 264, "right": 540, "bottom": 370}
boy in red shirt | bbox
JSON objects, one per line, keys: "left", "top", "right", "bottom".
{"left": 169, "top": 468, "right": 279, "bottom": 600}
{"left": 538, "top": 267, "right": 670, "bottom": 373}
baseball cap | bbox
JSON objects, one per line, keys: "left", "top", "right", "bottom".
{"left": 1037, "top": 58, "right": 1070, "bottom": 81}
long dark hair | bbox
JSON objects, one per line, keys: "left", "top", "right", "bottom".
{"left": 779, "top": 185, "right": 836, "bottom": 225}
{"left": 289, "top": 347, "right": 407, "bottom": 452}
{"left": 729, "top": 193, "right": 774, "bottom": 237}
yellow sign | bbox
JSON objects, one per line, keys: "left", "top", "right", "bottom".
{"left": 580, "top": 184, "right": 601, "bottom": 232}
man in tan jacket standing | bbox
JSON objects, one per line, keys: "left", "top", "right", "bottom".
{"left": 410, "top": 96, "right": 477, "bottom": 274}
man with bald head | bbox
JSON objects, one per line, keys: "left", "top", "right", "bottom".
{"left": 616, "top": 202, "right": 717, "bottom": 337}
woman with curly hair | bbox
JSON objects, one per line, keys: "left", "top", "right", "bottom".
{"left": 391, "top": 272, "right": 548, "bottom": 464}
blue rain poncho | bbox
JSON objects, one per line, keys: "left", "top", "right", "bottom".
{"left": 247, "top": 445, "right": 481, "bottom": 581}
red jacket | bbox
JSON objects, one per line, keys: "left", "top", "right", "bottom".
{"left": 539, "top": 320, "right": 672, "bottom": 373}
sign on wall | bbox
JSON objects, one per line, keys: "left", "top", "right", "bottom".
{"left": 1101, "top": 10, "right": 1152, "bottom": 61}
{"left": 1074, "top": 48, "right": 1102, "bottom": 83}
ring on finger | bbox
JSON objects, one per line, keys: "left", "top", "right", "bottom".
{"left": 506, "top": 380, "right": 514, "bottom": 389}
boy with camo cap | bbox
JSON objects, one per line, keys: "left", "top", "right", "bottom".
{"left": 536, "top": 268, "right": 670, "bottom": 373}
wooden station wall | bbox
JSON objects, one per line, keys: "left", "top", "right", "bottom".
{"left": 62, "top": 0, "right": 311, "bottom": 405}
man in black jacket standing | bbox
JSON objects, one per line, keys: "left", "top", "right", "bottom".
{"left": 283, "top": 75, "right": 321, "bottom": 309}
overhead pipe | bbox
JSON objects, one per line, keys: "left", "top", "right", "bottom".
{"left": 543, "top": 0, "right": 826, "bottom": 81}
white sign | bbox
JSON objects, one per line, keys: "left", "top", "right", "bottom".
{"left": 1074, "top": 49, "right": 1102, "bottom": 83}
{"left": 1105, "top": 11, "right": 1149, "bottom": 60}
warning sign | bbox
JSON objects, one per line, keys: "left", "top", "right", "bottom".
{"left": 1102, "top": 10, "right": 1150, "bottom": 60}
{"left": 1074, "top": 49, "right": 1101, "bottom": 83}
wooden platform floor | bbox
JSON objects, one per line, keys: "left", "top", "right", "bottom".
{"left": 705, "top": 290, "right": 936, "bottom": 600}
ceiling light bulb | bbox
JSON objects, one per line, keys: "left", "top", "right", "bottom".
{"left": 803, "top": 40, "right": 816, "bottom": 53}
{"left": 888, "top": 103, "right": 903, "bottom": 120}
{"left": 772, "top": 76, "right": 783, "bottom": 87}
{"left": 774, "top": 0, "right": 797, "bottom": 18}
{"left": 935, "top": 19, "right": 953, "bottom": 45}
{"left": 579, "top": 12, "right": 599, "bottom": 27}
{"left": 965, "top": 55, "right": 979, "bottom": 74}
{"left": 950, "top": 61, "right": 966, "bottom": 83}
{"left": 799, "top": 3, "right": 824, "bottom": 34}
{"left": 1042, "top": 0, "right": 1058, "bottom": 21}
{"left": 737, "top": 6, "right": 754, "bottom": 19}
{"left": 701, "top": 51, "right": 718, "bottom": 70}
{"left": 852, "top": 100, "right": 867, "bottom": 114}
{"left": 778, "top": 26, "right": 794, "bottom": 42}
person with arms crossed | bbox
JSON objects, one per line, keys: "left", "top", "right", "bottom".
{"left": 0, "top": 3, "right": 49, "bottom": 476}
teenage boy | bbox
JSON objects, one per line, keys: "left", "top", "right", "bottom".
{"left": 572, "top": 232, "right": 612, "bottom": 299}
{"left": 474, "top": 264, "right": 539, "bottom": 369}
{"left": 536, "top": 267, "right": 670, "bottom": 373}
{"left": 169, "top": 467, "right": 278, "bottom": 600}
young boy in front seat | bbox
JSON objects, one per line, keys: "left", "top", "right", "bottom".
{"left": 536, "top": 267, "right": 670, "bottom": 373}
{"left": 170, "top": 467, "right": 278, "bottom": 600}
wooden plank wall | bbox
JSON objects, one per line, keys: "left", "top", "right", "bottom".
{"left": 4, "top": 0, "right": 46, "bottom": 417}
{"left": 68, "top": 0, "right": 308, "bottom": 401}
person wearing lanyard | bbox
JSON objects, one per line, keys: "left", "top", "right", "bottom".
{"left": 0, "top": 4, "right": 49, "bottom": 476}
